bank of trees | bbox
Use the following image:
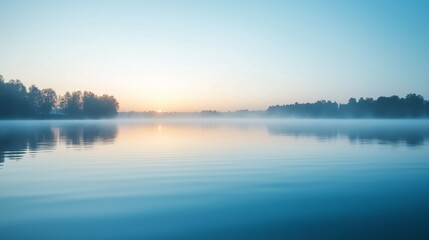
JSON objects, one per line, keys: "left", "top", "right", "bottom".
{"left": 0, "top": 75, "right": 119, "bottom": 119}
{"left": 267, "top": 94, "right": 429, "bottom": 118}
{"left": 60, "top": 91, "right": 119, "bottom": 118}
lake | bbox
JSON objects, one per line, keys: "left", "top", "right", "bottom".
{"left": 1, "top": 119, "right": 429, "bottom": 239}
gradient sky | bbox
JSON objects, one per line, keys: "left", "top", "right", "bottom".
{"left": 0, "top": 0, "right": 428, "bottom": 112}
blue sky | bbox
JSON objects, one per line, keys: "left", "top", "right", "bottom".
{"left": 0, "top": 0, "right": 428, "bottom": 111}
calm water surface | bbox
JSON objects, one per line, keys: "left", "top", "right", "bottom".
{"left": 1, "top": 119, "right": 429, "bottom": 239}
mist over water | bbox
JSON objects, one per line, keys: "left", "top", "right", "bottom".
{"left": 1, "top": 119, "right": 429, "bottom": 239}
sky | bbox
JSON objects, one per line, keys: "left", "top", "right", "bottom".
{"left": 0, "top": 0, "right": 428, "bottom": 112}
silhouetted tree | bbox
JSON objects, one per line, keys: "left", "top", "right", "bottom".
{"left": 0, "top": 78, "right": 31, "bottom": 118}
{"left": 82, "top": 91, "right": 119, "bottom": 118}
{"left": 28, "top": 85, "right": 43, "bottom": 115}
{"left": 60, "top": 90, "right": 119, "bottom": 118}
{"left": 404, "top": 94, "right": 425, "bottom": 117}
{"left": 60, "top": 91, "right": 83, "bottom": 116}
{"left": 0, "top": 75, "right": 118, "bottom": 119}
{"left": 268, "top": 94, "right": 429, "bottom": 118}
{"left": 41, "top": 88, "right": 57, "bottom": 115}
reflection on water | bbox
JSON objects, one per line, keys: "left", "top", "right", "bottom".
{"left": 0, "top": 121, "right": 117, "bottom": 164}
{"left": 58, "top": 123, "right": 117, "bottom": 146}
{"left": 1, "top": 119, "right": 429, "bottom": 165}
{"left": 266, "top": 120, "right": 429, "bottom": 146}
{"left": 0, "top": 119, "right": 429, "bottom": 240}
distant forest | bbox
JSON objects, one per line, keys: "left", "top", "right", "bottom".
{"left": 2, "top": 75, "right": 429, "bottom": 119}
{"left": 267, "top": 94, "right": 429, "bottom": 118}
{"left": 0, "top": 75, "right": 118, "bottom": 119}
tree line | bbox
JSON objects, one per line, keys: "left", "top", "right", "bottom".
{"left": 267, "top": 94, "right": 429, "bottom": 118}
{"left": 0, "top": 75, "right": 119, "bottom": 119}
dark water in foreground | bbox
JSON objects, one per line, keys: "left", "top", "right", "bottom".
{"left": 1, "top": 119, "right": 429, "bottom": 240}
